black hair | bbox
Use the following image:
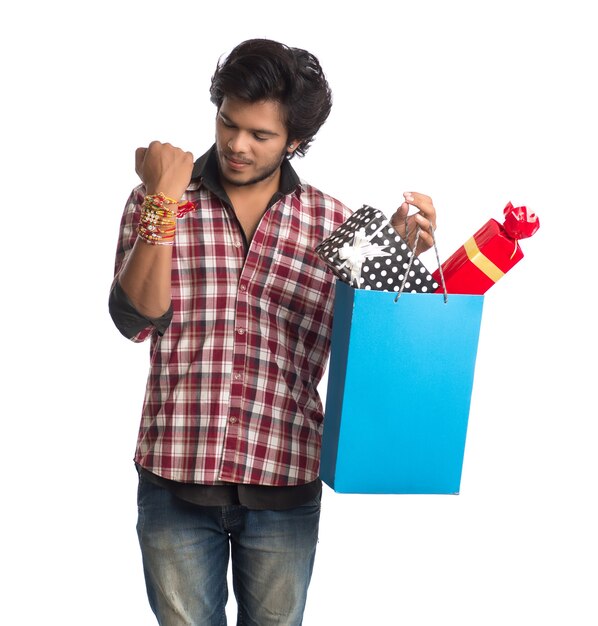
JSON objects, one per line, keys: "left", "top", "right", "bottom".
{"left": 210, "top": 39, "right": 333, "bottom": 159}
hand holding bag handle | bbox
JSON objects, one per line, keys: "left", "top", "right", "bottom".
{"left": 395, "top": 218, "right": 448, "bottom": 303}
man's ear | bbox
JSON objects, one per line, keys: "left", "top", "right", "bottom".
{"left": 287, "top": 140, "right": 301, "bottom": 154}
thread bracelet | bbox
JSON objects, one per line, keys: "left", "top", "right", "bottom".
{"left": 137, "top": 193, "right": 195, "bottom": 246}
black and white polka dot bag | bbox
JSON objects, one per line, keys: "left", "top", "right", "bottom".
{"left": 315, "top": 205, "right": 439, "bottom": 294}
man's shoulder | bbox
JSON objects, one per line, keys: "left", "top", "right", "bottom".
{"left": 298, "top": 180, "right": 352, "bottom": 221}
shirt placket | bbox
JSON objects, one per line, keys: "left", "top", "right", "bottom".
{"left": 218, "top": 200, "right": 287, "bottom": 481}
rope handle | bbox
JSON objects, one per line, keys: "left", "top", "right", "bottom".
{"left": 394, "top": 216, "right": 448, "bottom": 303}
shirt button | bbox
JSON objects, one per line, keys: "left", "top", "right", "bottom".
{"left": 236, "top": 328, "right": 245, "bottom": 335}
{"left": 233, "top": 240, "right": 242, "bottom": 248}
{"left": 233, "top": 372, "right": 243, "bottom": 381}
{"left": 229, "top": 416, "right": 238, "bottom": 424}
{"left": 239, "top": 284, "right": 247, "bottom": 292}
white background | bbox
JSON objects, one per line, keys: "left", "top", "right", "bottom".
{"left": 2, "top": 1, "right": 596, "bottom": 624}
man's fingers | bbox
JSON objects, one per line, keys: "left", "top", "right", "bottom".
{"left": 403, "top": 191, "right": 432, "bottom": 207}
{"left": 415, "top": 229, "right": 434, "bottom": 252}
{"left": 134, "top": 140, "right": 195, "bottom": 199}
{"left": 135, "top": 147, "right": 147, "bottom": 179}
{"left": 389, "top": 202, "right": 409, "bottom": 239}
{"left": 395, "top": 202, "right": 409, "bottom": 222}
{"left": 414, "top": 212, "right": 434, "bottom": 232}
{"left": 404, "top": 191, "right": 437, "bottom": 231}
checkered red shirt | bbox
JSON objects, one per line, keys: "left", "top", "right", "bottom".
{"left": 113, "top": 148, "right": 351, "bottom": 486}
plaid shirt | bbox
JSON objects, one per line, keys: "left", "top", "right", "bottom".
{"left": 113, "top": 147, "right": 351, "bottom": 486}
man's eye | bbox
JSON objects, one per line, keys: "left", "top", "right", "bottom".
{"left": 253, "top": 134, "right": 268, "bottom": 142}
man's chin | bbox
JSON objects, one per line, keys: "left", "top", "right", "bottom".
{"left": 221, "top": 166, "right": 279, "bottom": 188}
{"left": 221, "top": 171, "right": 255, "bottom": 187}
{"left": 217, "top": 155, "right": 251, "bottom": 186}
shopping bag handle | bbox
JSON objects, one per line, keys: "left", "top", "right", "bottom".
{"left": 394, "top": 220, "right": 448, "bottom": 303}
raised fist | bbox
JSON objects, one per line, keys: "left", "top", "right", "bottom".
{"left": 135, "top": 141, "right": 194, "bottom": 201}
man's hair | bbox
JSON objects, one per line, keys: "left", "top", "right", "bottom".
{"left": 210, "top": 39, "right": 332, "bottom": 159}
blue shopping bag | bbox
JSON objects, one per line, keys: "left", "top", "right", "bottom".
{"left": 320, "top": 280, "right": 484, "bottom": 494}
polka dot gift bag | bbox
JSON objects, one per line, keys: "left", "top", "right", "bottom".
{"left": 315, "top": 205, "right": 439, "bottom": 294}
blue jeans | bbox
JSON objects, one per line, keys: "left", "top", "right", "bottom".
{"left": 136, "top": 473, "right": 321, "bottom": 625}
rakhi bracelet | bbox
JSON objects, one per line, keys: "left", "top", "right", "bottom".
{"left": 137, "top": 193, "right": 198, "bottom": 245}
{"left": 138, "top": 224, "right": 176, "bottom": 237}
{"left": 137, "top": 221, "right": 176, "bottom": 245}
{"left": 138, "top": 232, "right": 176, "bottom": 246}
{"left": 137, "top": 223, "right": 176, "bottom": 245}
{"left": 138, "top": 219, "right": 176, "bottom": 234}
{"left": 176, "top": 200, "right": 196, "bottom": 217}
{"left": 139, "top": 211, "right": 177, "bottom": 226}
{"left": 138, "top": 223, "right": 176, "bottom": 236}
{"left": 141, "top": 208, "right": 176, "bottom": 219}
{"left": 143, "top": 193, "right": 197, "bottom": 218}
{"left": 143, "top": 192, "right": 180, "bottom": 210}
{"left": 138, "top": 193, "right": 177, "bottom": 245}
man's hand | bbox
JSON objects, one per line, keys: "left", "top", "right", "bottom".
{"left": 135, "top": 141, "right": 194, "bottom": 201}
{"left": 390, "top": 191, "right": 438, "bottom": 255}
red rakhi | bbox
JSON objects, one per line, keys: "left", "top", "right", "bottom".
{"left": 176, "top": 201, "right": 197, "bottom": 218}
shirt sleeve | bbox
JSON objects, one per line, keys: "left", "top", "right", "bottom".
{"left": 109, "top": 278, "right": 173, "bottom": 339}
{"left": 108, "top": 185, "right": 173, "bottom": 342}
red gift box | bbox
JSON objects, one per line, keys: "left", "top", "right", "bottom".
{"left": 432, "top": 202, "right": 540, "bottom": 295}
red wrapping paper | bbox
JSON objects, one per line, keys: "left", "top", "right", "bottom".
{"left": 432, "top": 202, "right": 540, "bottom": 295}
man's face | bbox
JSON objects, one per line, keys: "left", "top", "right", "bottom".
{"left": 215, "top": 97, "right": 294, "bottom": 187}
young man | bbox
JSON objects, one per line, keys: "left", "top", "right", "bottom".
{"left": 110, "top": 39, "right": 437, "bottom": 625}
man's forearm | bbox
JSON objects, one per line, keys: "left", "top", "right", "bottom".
{"left": 118, "top": 141, "right": 194, "bottom": 318}
{"left": 118, "top": 237, "right": 173, "bottom": 318}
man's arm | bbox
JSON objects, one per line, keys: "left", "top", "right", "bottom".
{"left": 117, "top": 141, "right": 194, "bottom": 318}
{"left": 109, "top": 278, "right": 174, "bottom": 339}
{"left": 118, "top": 235, "right": 175, "bottom": 318}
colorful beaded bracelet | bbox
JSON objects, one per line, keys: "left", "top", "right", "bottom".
{"left": 137, "top": 193, "right": 197, "bottom": 246}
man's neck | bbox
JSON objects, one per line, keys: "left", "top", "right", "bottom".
{"left": 221, "top": 168, "right": 283, "bottom": 243}
{"left": 221, "top": 168, "right": 282, "bottom": 209}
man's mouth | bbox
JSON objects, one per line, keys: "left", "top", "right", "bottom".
{"left": 225, "top": 154, "right": 251, "bottom": 168}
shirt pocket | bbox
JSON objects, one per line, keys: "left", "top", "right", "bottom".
{"left": 263, "top": 240, "right": 332, "bottom": 317}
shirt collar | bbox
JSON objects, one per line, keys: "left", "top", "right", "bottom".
{"left": 188, "top": 145, "right": 302, "bottom": 208}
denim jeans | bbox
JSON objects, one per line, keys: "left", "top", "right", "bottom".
{"left": 136, "top": 473, "right": 321, "bottom": 626}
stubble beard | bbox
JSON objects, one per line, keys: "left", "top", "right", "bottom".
{"left": 218, "top": 146, "right": 288, "bottom": 188}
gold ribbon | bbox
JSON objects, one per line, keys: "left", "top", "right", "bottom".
{"left": 464, "top": 237, "right": 504, "bottom": 283}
